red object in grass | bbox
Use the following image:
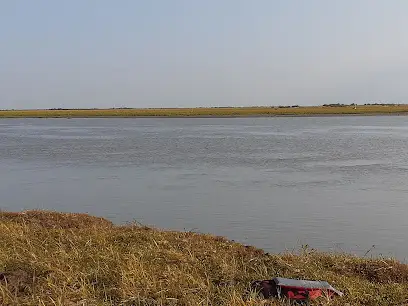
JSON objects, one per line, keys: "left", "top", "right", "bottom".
{"left": 252, "top": 277, "right": 343, "bottom": 301}
{"left": 274, "top": 278, "right": 343, "bottom": 300}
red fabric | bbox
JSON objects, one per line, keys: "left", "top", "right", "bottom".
{"left": 281, "top": 286, "right": 327, "bottom": 300}
{"left": 287, "top": 289, "right": 309, "bottom": 299}
{"left": 308, "top": 289, "right": 323, "bottom": 299}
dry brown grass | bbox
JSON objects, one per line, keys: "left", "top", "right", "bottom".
{"left": 1, "top": 105, "right": 408, "bottom": 118}
{"left": 1, "top": 210, "right": 408, "bottom": 305}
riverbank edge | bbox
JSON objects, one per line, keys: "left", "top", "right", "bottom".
{"left": 1, "top": 210, "right": 408, "bottom": 305}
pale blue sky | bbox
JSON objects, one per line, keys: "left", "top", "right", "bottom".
{"left": 1, "top": 1, "right": 408, "bottom": 109}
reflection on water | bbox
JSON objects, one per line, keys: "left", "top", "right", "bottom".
{"left": 1, "top": 116, "right": 408, "bottom": 259}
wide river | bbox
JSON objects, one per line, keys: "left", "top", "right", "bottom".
{"left": 1, "top": 117, "right": 408, "bottom": 259}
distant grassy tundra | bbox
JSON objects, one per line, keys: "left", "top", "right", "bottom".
{"left": 1, "top": 105, "right": 408, "bottom": 118}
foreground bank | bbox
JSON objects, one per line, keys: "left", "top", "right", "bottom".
{"left": 0, "top": 211, "right": 407, "bottom": 305}
{"left": 2, "top": 105, "right": 408, "bottom": 118}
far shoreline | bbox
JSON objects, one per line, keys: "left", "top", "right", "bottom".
{"left": 2, "top": 105, "right": 408, "bottom": 118}
{"left": 2, "top": 113, "right": 408, "bottom": 119}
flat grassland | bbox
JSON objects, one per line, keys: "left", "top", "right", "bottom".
{"left": 1, "top": 105, "right": 408, "bottom": 118}
{"left": 1, "top": 210, "right": 408, "bottom": 305}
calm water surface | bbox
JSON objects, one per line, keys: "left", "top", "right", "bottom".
{"left": 1, "top": 117, "right": 408, "bottom": 259}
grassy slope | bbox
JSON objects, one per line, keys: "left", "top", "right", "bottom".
{"left": 1, "top": 105, "right": 408, "bottom": 118}
{"left": 1, "top": 211, "right": 408, "bottom": 305}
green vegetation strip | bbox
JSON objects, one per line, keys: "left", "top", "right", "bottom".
{"left": 1, "top": 105, "right": 408, "bottom": 118}
{"left": 1, "top": 210, "right": 407, "bottom": 305}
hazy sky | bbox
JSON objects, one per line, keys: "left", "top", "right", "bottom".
{"left": 1, "top": 1, "right": 408, "bottom": 109}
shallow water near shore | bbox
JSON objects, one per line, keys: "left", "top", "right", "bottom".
{"left": 1, "top": 116, "right": 408, "bottom": 259}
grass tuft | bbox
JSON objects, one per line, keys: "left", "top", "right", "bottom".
{"left": 1, "top": 210, "right": 407, "bottom": 305}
